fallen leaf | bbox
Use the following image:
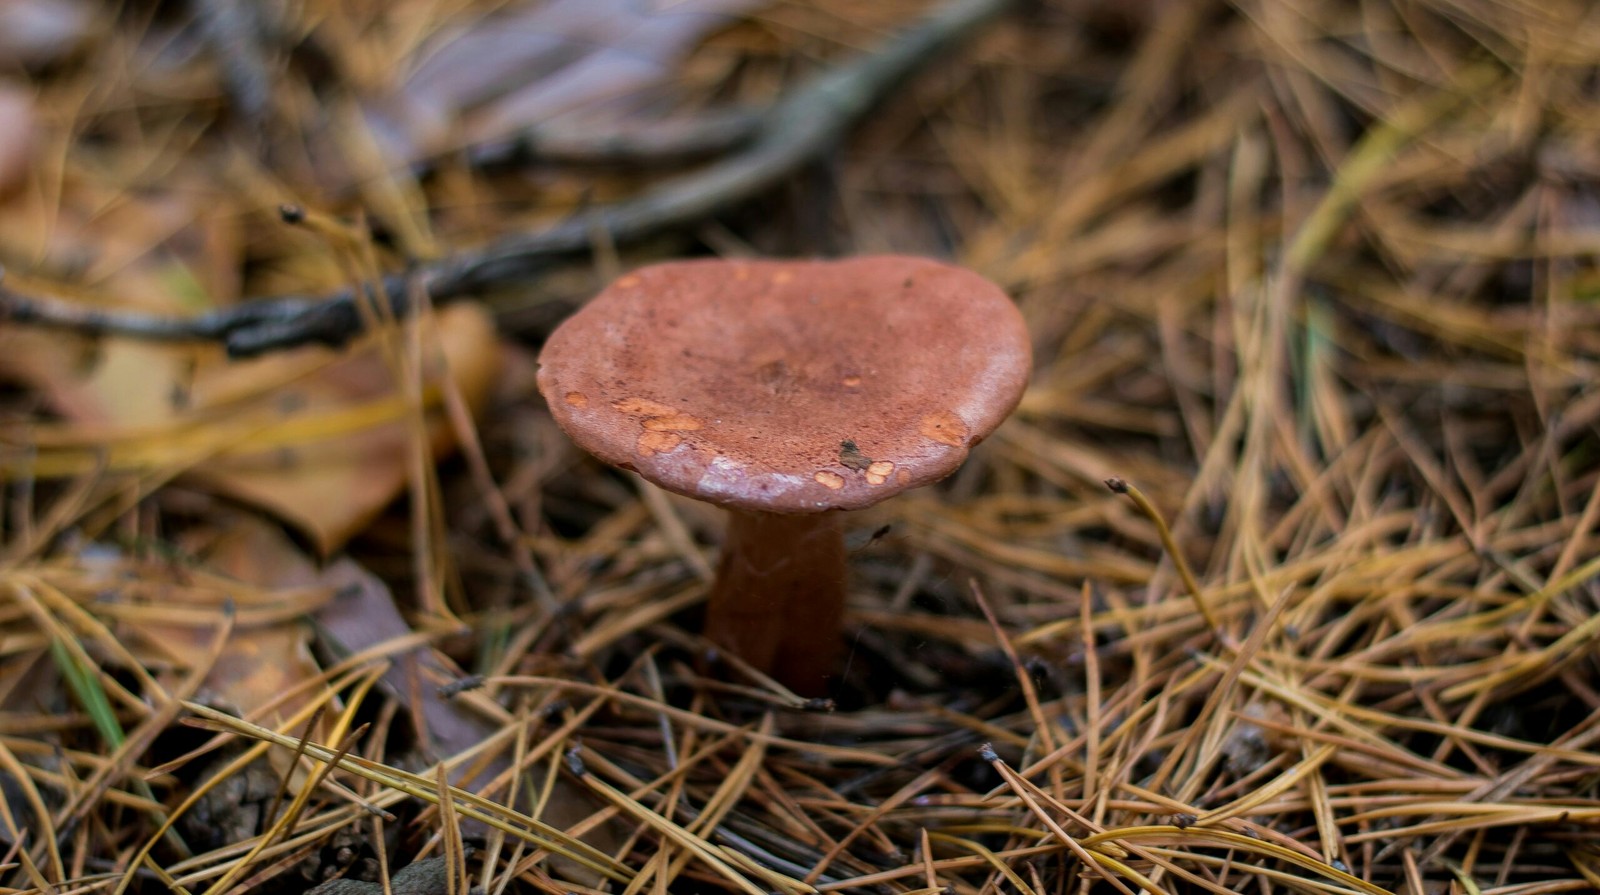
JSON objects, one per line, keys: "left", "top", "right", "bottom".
{"left": 1, "top": 302, "right": 501, "bottom": 553}
{"left": 187, "top": 302, "right": 503, "bottom": 553}
{"left": 111, "top": 519, "right": 336, "bottom": 747}
{"left": 362, "top": 0, "right": 766, "bottom": 165}
{"left": 312, "top": 560, "right": 501, "bottom": 783}
{"left": 313, "top": 556, "right": 620, "bottom": 881}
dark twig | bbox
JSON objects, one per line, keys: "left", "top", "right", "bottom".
{"left": 0, "top": 0, "right": 1016, "bottom": 358}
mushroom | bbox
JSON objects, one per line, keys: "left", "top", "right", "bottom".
{"left": 536, "top": 255, "right": 1031, "bottom": 694}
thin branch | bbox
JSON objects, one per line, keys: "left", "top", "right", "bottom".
{"left": 0, "top": 0, "right": 1016, "bottom": 358}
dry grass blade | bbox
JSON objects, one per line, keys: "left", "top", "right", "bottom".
{"left": 564, "top": 746, "right": 799, "bottom": 895}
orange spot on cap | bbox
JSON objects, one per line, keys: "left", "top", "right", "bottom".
{"left": 613, "top": 397, "right": 678, "bottom": 416}
{"left": 643, "top": 413, "right": 703, "bottom": 432}
{"left": 564, "top": 392, "right": 588, "bottom": 408}
{"left": 919, "top": 411, "right": 969, "bottom": 446}
{"left": 841, "top": 375, "right": 862, "bottom": 388}
{"left": 615, "top": 275, "right": 641, "bottom": 288}
{"left": 637, "top": 431, "right": 683, "bottom": 456}
{"left": 814, "top": 471, "right": 845, "bottom": 490}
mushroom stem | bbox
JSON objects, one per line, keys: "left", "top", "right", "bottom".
{"left": 704, "top": 510, "right": 846, "bottom": 696}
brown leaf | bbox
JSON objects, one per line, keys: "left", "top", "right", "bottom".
{"left": 364, "top": 0, "right": 766, "bottom": 164}
{"left": 313, "top": 558, "right": 620, "bottom": 880}
{"left": 312, "top": 560, "right": 497, "bottom": 780}
{"left": 114, "top": 519, "right": 334, "bottom": 743}
{"left": 187, "top": 302, "right": 503, "bottom": 553}
{"left": 1, "top": 302, "right": 502, "bottom": 554}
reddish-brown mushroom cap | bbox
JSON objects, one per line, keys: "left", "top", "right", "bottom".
{"left": 536, "top": 255, "right": 1031, "bottom": 514}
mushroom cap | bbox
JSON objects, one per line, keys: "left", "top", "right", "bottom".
{"left": 537, "top": 255, "right": 1031, "bottom": 514}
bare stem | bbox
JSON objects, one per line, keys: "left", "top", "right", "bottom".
{"left": 703, "top": 510, "right": 846, "bottom": 696}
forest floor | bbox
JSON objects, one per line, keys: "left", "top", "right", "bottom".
{"left": 2, "top": 0, "right": 1600, "bottom": 893}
